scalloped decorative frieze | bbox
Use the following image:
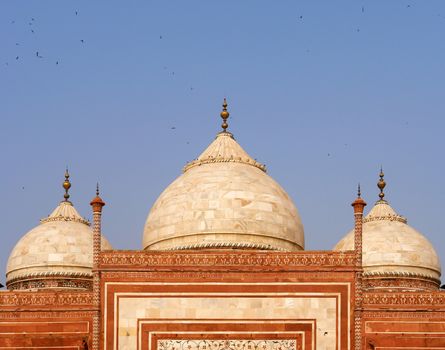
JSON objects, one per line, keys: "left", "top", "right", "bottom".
{"left": 0, "top": 292, "right": 93, "bottom": 307}
{"left": 363, "top": 292, "right": 445, "bottom": 306}
{"left": 99, "top": 251, "right": 356, "bottom": 269}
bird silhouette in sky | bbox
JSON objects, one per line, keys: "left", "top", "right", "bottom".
{"left": 160, "top": 35, "right": 162, "bottom": 39}
{"left": 31, "top": 29, "right": 34, "bottom": 33}
{"left": 16, "top": 56, "right": 19, "bottom": 60}
{"left": 80, "top": 39, "right": 84, "bottom": 43}
{"left": 75, "top": 11, "right": 78, "bottom": 15}
{"left": 56, "top": 61, "right": 59, "bottom": 65}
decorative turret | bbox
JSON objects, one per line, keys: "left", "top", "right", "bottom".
{"left": 334, "top": 169, "right": 441, "bottom": 292}
{"left": 6, "top": 171, "right": 112, "bottom": 291}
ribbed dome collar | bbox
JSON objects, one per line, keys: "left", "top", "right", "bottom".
{"left": 363, "top": 200, "right": 407, "bottom": 224}
{"left": 183, "top": 131, "right": 266, "bottom": 173}
{"left": 40, "top": 201, "right": 90, "bottom": 226}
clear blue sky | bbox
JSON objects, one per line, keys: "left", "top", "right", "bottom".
{"left": 1, "top": 1, "right": 445, "bottom": 283}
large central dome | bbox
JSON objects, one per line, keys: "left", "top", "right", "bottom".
{"left": 142, "top": 100, "right": 304, "bottom": 251}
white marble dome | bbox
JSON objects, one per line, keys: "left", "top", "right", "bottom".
{"left": 334, "top": 199, "right": 441, "bottom": 282}
{"left": 142, "top": 129, "right": 304, "bottom": 252}
{"left": 6, "top": 200, "right": 112, "bottom": 290}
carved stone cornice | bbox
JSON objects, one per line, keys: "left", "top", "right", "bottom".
{"left": 0, "top": 311, "right": 95, "bottom": 319}
{"left": 363, "top": 310, "right": 445, "bottom": 319}
{"left": 183, "top": 155, "right": 266, "bottom": 173}
{"left": 0, "top": 291, "right": 93, "bottom": 308}
{"left": 363, "top": 213, "right": 407, "bottom": 224}
{"left": 363, "top": 272, "right": 440, "bottom": 292}
{"left": 6, "top": 271, "right": 93, "bottom": 291}
{"left": 40, "top": 215, "right": 90, "bottom": 225}
{"left": 98, "top": 250, "right": 356, "bottom": 271}
{"left": 363, "top": 292, "right": 445, "bottom": 308}
{"left": 167, "top": 242, "right": 286, "bottom": 251}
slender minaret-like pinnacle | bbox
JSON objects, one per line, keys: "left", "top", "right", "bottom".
{"left": 352, "top": 183, "right": 366, "bottom": 350}
{"left": 220, "top": 98, "right": 230, "bottom": 132}
{"left": 62, "top": 168, "right": 71, "bottom": 203}
{"left": 90, "top": 184, "right": 105, "bottom": 350}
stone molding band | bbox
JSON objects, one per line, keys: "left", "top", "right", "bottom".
{"left": 99, "top": 251, "right": 356, "bottom": 269}
{"left": 363, "top": 214, "right": 407, "bottom": 224}
{"left": 40, "top": 215, "right": 90, "bottom": 225}
{"left": 163, "top": 241, "right": 287, "bottom": 251}
{"left": 183, "top": 156, "right": 267, "bottom": 173}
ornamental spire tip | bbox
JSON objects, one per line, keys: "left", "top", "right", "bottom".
{"left": 220, "top": 98, "right": 229, "bottom": 132}
{"left": 377, "top": 167, "right": 386, "bottom": 201}
{"left": 62, "top": 168, "right": 71, "bottom": 202}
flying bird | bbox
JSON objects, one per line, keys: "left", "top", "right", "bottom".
{"left": 171, "top": 127, "right": 176, "bottom": 130}
{"left": 31, "top": 29, "right": 34, "bottom": 33}
{"left": 16, "top": 56, "right": 19, "bottom": 60}
{"left": 80, "top": 39, "right": 84, "bottom": 43}
{"left": 75, "top": 11, "right": 78, "bottom": 15}
{"left": 362, "top": 6, "right": 365, "bottom": 12}
{"left": 159, "top": 35, "right": 162, "bottom": 39}
{"left": 56, "top": 61, "right": 59, "bottom": 65}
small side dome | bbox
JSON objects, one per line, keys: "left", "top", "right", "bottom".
{"left": 6, "top": 171, "right": 112, "bottom": 291}
{"left": 334, "top": 171, "right": 441, "bottom": 291}
{"left": 142, "top": 100, "right": 304, "bottom": 251}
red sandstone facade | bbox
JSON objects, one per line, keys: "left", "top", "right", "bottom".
{"left": 1, "top": 249, "right": 444, "bottom": 349}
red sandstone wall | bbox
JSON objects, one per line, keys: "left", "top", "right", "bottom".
{"left": 363, "top": 292, "right": 445, "bottom": 349}
{"left": 0, "top": 291, "right": 94, "bottom": 349}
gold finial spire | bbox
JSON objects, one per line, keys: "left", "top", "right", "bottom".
{"left": 220, "top": 98, "right": 229, "bottom": 132}
{"left": 357, "top": 183, "right": 361, "bottom": 198}
{"left": 377, "top": 167, "right": 386, "bottom": 201}
{"left": 62, "top": 168, "right": 71, "bottom": 202}
{"left": 96, "top": 182, "right": 100, "bottom": 196}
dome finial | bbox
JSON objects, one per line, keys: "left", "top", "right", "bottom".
{"left": 62, "top": 168, "right": 71, "bottom": 202}
{"left": 357, "top": 183, "right": 361, "bottom": 198}
{"left": 96, "top": 182, "right": 100, "bottom": 196}
{"left": 220, "top": 98, "right": 230, "bottom": 132}
{"left": 377, "top": 167, "right": 386, "bottom": 201}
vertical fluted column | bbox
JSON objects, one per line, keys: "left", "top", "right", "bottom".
{"left": 90, "top": 186, "right": 105, "bottom": 350}
{"left": 352, "top": 185, "right": 366, "bottom": 350}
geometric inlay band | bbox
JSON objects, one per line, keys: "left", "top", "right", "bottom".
{"left": 158, "top": 340, "right": 297, "bottom": 350}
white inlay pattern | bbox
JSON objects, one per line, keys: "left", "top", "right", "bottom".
{"left": 158, "top": 339, "right": 297, "bottom": 350}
